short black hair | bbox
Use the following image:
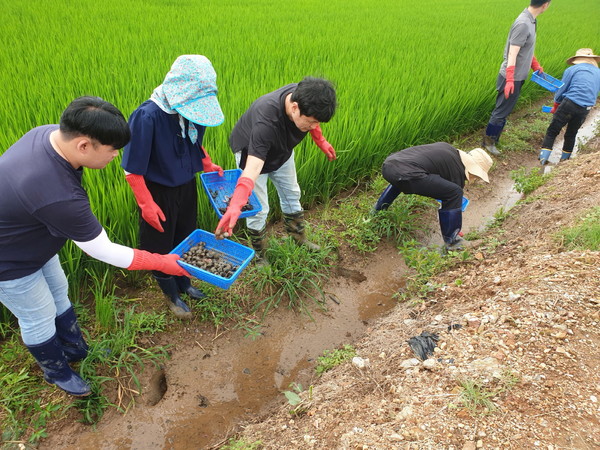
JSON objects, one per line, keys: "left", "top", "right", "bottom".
{"left": 291, "top": 77, "right": 337, "bottom": 123}
{"left": 60, "top": 96, "right": 131, "bottom": 149}
{"left": 530, "top": 0, "right": 550, "bottom": 6}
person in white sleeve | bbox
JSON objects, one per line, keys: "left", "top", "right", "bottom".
{"left": 0, "top": 96, "right": 189, "bottom": 397}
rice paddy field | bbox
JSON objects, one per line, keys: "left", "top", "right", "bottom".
{"left": 0, "top": 0, "right": 598, "bottom": 301}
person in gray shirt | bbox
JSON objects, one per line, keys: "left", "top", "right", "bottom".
{"left": 483, "top": 0, "right": 551, "bottom": 156}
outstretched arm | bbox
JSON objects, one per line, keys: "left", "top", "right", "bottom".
{"left": 74, "top": 229, "right": 189, "bottom": 277}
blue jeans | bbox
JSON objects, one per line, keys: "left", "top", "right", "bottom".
{"left": 0, "top": 255, "right": 72, "bottom": 345}
{"left": 235, "top": 152, "right": 302, "bottom": 231}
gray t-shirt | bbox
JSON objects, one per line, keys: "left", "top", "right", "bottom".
{"left": 499, "top": 8, "right": 537, "bottom": 81}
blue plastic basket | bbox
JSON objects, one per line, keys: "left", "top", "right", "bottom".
{"left": 437, "top": 196, "right": 470, "bottom": 212}
{"left": 201, "top": 169, "right": 262, "bottom": 219}
{"left": 170, "top": 229, "right": 255, "bottom": 289}
{"left": 531, "top": 71, "right": 564, "bottom": 93}
{"left": 541, "top": 105, "right": 553, "bottom": 113}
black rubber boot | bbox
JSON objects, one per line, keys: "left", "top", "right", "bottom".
{"left": 483, "top": 123, "right": 504, "bottom": 156}
{"left": 55, "top": 306, "right": 88, "bottom": 363}
{"left": 175, "top": 276, "right": 205, "bottom": 300}
{"left": 247, "top": 227, "right": 269, "bottom": 267}
{"left": 284, "top": 211, "right": 321, "bottom": 251}
{"left": 374, "top": 184, "right": 401, "bottom": 211}
{"left": 154, "top": 276, "right": 193, "bottom": 320}
{"left": 26, "top": 335, "right": 91, "bottom": 397}
{"left": 438, "top": 208, "right": 465, "bottom": 252}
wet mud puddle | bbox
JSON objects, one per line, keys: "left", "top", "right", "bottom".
{"left": 58, "top": 247, "right": 407, "bottom": 450}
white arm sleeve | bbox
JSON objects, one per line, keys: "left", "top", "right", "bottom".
{"left": 74, "top": 229, "right": 135, "bottom": 269}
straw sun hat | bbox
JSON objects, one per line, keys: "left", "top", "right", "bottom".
{"left": 566, "top": 48, "right": 600, "bottom": 66}
{"left": 458, "top": 148, "right": 493, "bottom": 183}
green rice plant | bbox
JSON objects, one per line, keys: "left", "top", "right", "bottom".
{"left": 511, "top": 166, "right": 552, "bottom": 195}
{"left": 0, "top": 0, "right": 595, "bottom": 330}
{"left": 557, "top": 207, "right": 600, "bottom": 251}
{"left": 250, "top": 236, "right": 331, "bottom": 317}
{"left": 86, "top": 269, "right": 117, "bottom": 332}
{"left": 316, "top": 345, "right": 356, "bottom": 376}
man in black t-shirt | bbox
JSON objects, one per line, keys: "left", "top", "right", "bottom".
{"left": 373, "top": 143, "right": 493, "bottom": 252}
{"left": 215, "top": 77, "right": 337, "bottom": 264}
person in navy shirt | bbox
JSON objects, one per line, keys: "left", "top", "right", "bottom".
{"left": 122, "top": 55, "right": 225, "bottom": 319}
{"left": 539, "top": 48, "right": 600, "bottom": 164}
{"left": 0, "top": 97, "right": 189, "bottom": 397}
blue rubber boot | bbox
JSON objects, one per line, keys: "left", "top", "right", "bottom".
{"left": 27, "top": 335, "right": 91, "bottom": 397}
{"left": 175, "top": 276, "right": 205, "bottom": 300}
{"left": 154, "top": 276, "right": 193, "bottom": 320}
{"left": 374, "top": 184, "right": 401, "bottom": 211}
{"left": 55, "top": 306, "right": 88, "bottom": 363}
{"left": 560, "top": 151, "right": 572, "bottom": 162}
{"left": 438, "top": 208, "right": 464, "bottom": 252}
{"left": 539, "top": 148, "right": 552, "bottom": 165}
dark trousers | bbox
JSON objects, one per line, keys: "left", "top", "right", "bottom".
{"left": 541, "top": 97, "right": 590, "bottom": 152}
{"left": 139, "top": 179, "right": 198, "bottom": 277}
{"left": 385, "top": 174, "right": 463, "bottom": 210}
{"left": 488, "top": 74, "right": 526, "bottom": 128}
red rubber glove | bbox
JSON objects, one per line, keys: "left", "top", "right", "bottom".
{"left": 309, "top": 125, "right": 336, "bottom": 161}
{"left": 531, "top": 56, "right": 543, "bottom": 74}
{"left": 214, "top": 176, "right": 254, "bottom": 238}
{"left": 125, "top": 174, "right": 165, "bottom": 232}
{"left": 127, "top": 249, "right": 190, "bottom": 277}
{"left": 201, "top": 146, "right": 224, "bottom": 176}
{"left": 503, "top": 65, "right": 515, "bottom": 99}
{"left": 550, "top": 102, "right": 560, "bottom": 114}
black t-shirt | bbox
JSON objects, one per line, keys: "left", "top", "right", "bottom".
{"left": 229, "top": 84, "right": 307, "bottom": 174}
{"left": 382, "top": 142, "right": 466, "bottom": 188}
{"left": 0, "top": 125, "right": 102, "bottom": 281}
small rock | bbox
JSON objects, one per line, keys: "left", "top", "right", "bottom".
{"left": 400, "top": 358, "right": 420, "bottom": 368}
{"left": 590, "top": 395, "right": 598, "bottom": 403}
{"left": 352, "top": 356, "right": 369, "bottom": 369}
{"left": 423, "top": 359, "right": 439, "bottom": 371}
{"left": 462, "top": 441, "right": 476, "bottom": 450}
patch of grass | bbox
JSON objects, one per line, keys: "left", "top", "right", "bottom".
{"left": 456, "top": 379, "right": 498, "bottom": 414}
{"left": 557, "top": 207, "right": 600, "bottom": 250}
{"left": 315, "top": 345, "right": 356, "bottom": 376}
{"left": 396, "top": 239, "right": 453, "bottom": 301}
{"left": 282, "top": 382, "right": 313, "bottom": 417}
{"left": 499, "top": 115, "right": 549, "bottom": 154}
{"left": 489, "top": 207, "right": 510, "bottom": 228}
{"left": 220, "top": 437, "right": 263, "bottom": 450}
{"left": 0, "top": 335, "right": 66, "bottom": 446}
{"left": 321, "top": 177, "right": 432, "bottom": 253}
{"left": 511, "top": 166, "right": 552, "bottom": 195}
{"left": 454, "top": 370, "right": 521, "bottom": 416}
{"left": 250, "top": 236, "right": 331, "bottom": 317}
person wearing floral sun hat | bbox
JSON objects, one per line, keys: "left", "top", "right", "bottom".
{"left": 538, "top": 48, "right": 600, "bottom": 165}
{"left": 122, "top": 55, "right": 225, "bottom": 319}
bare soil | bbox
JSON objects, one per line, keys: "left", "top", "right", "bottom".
{"left": 237, "top": 138, "right": 600, "bottom": 448}
{"left": 35, "top": 105, "right": 600, "bottom": 449}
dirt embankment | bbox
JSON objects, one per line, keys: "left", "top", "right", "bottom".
{"left": 238, "top": 143, "right": 600, "bottom": 448}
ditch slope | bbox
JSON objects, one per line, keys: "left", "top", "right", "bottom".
{"left": 236, "top": 133, "right": 600, "bottom": 447}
